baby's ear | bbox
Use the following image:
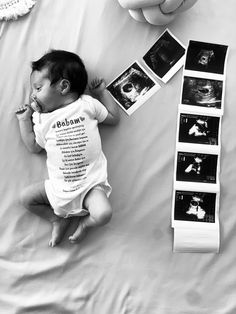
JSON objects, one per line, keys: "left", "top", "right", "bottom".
{"left": 59, "top": 79, "right": 70, "bottom": 95}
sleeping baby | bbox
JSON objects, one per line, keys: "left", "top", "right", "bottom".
{"left": 16, "top": 49, "right": 119, "bottom": 247}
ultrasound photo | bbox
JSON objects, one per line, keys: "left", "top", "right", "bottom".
{"left": 174, "top": 190, "right": 216, "bottom": 223}
{"left": 107, "top": 62, "right": 158, "bottom": 115}
{"left": 185, "top": 41, "right": 228, "bottom": 75}
{"left": 178, "top": 113, "right": 220, "bottom": 145}
{"left": 176, "top": 152, "right": 218, "bottom": 184}
{"left": 181, "top": 76, "right": 223, "bottom": 109}
{"left": 143, "top": 30, "right": 185, "bottom": 81}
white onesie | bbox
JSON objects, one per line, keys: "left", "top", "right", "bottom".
{"left": 32, "top": 95, "right": 111, "bottom": 218}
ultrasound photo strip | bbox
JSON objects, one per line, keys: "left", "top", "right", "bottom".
{"left": 171, "top": 40, "right": 228, "bottom": 253}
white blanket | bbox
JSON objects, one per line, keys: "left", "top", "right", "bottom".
{"left": 0, "top": 0, "right": 236, "bottom": 313}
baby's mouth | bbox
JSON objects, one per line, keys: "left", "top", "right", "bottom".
{"left": 30, "top": 97, "right": 43, "bottom": 113}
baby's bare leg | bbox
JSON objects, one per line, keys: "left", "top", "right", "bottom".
{"left": 69, "top": 188, "right": 112, "bottom": 243}
{"left": 20, "top": 182, "right": 70, "bottom": 247}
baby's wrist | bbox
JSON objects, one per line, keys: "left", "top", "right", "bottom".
{"left": 95, "top": 90, "right": 107, "bottom": 101}
{"left": 17, "top": 114, "right": 32, "bottom": 122}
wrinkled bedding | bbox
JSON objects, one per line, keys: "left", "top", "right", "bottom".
{"left": 1, "top": 0, "right": 236, "bottom": 313}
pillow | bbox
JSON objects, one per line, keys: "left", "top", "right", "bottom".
{"left": 118, "top": 0, "right": 198, "bottom": 25}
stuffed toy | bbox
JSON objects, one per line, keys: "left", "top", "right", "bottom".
{"left": 118, "top": 0, "right": 198, "bottom": 25}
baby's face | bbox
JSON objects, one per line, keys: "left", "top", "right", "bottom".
{"left": 30, "top": 68, "right": 63, "bottom": 113}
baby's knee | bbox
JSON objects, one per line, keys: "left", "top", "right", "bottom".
{"left": 19, "top": 188, "right": 32, "bottom": 209}
{"left": 95, "top": 204, "right": 113, "bottom": 226}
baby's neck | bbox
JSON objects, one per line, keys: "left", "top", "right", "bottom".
{"left": 59, "top": 92, "right": 80, "bottom": 109}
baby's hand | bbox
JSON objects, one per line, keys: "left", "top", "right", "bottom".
{"left": 89, "top": 78, "right": 106, "bottom": 97}
{"left": 15, "top": 104, "right": 33, "bottom": 120}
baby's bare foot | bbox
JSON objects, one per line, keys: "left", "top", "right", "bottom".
{"left": 69, "top": 221, "right": 87, "bottom": 243}
{"left": 49, "top": 218, "right": 71, "bottom": 247}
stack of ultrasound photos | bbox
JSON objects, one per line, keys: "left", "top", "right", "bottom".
{"left": 172, "top": 40, "right": 228, "bottom": 253}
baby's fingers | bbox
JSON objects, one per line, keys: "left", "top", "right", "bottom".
{"left": 15, "top": 105, "right": 28, "bottom": 115}
{"left": 90, "top": 78, "right": 103, "bottom": 89}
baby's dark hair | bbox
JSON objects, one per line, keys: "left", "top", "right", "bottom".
{"left": 31, "top": 50, "right": 88, "bottom": 97}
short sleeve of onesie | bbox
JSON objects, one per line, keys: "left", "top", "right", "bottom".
{"left": 89, "top": 97, "right": 108, "bottom": 123}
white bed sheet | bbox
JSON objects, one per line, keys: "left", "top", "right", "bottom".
{"left": 1, "top": 0, "right": 236, "bottom": 313}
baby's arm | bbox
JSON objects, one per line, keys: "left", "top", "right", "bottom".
{"left": 16, "top": 105, "right": 42, "bottom": 153}
{"left": 89, "top": 78, "right": 120, "bottom": 125}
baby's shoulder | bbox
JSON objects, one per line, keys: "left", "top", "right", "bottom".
{"left": 79, "top": 94, "right": 101, "bottom": 111}
{"left": 80, "top": 94, "right": 96, "bottom": 104}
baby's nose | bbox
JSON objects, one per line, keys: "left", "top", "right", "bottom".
{"left": 30, "top": 94, "right": 38, "bottom": 104}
